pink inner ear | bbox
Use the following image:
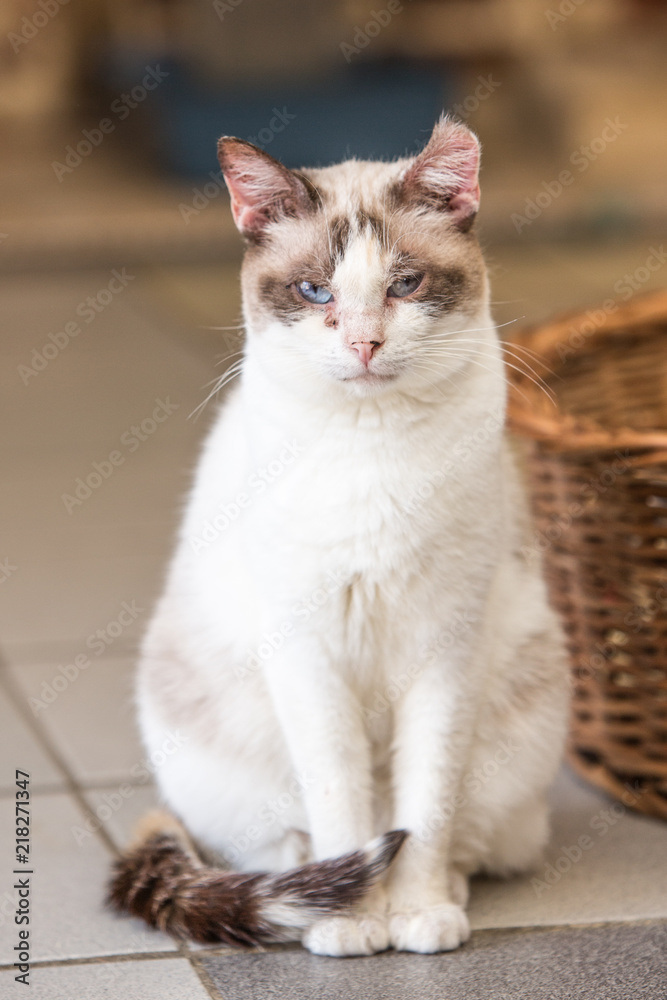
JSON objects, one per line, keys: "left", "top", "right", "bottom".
{"left": 218, "top": 138, "right": 309, "bottom": 239}
{"left": 401, "top": 118, "right": 481, "bottom": 227}
{"left": 225, "top": 177, "right": 275, "bottom": 236}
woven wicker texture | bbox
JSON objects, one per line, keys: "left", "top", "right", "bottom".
{"left": 507, "top": 291, "right": 667, "bottom": 820}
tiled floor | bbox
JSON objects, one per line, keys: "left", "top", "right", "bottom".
{"left": 1, "top": 254, "right": 666, "bottom": 999}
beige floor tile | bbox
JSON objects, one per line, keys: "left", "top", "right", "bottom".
{"left": 2, "top": 216, "right": 667, "bottom": 984}
{"left": 468, "top": 765, "right": 667, "bottom": 930}
{"left": 0, "top": 684, "right": 65, "bottom": 794}
{"left": 0, "top": 269, "right": 225, "bottom": 655}
{"left": 0, "top": 271, "right": 217, "bottom": 475}
{"left": 7, "top": 659, "right": 145, "bottom": 787}
{"left": 83, "top": 783, "right": 163, "bottom": 853}
{"left": 0, "top": 792, "right": 177, "bottom": 962}
{"left": 0, "top": 543, "right": 164, "bottom": 656}
{"left": 0, "top": 959, "right": 212, "bottom": 1000}
{"left": 0, "top": 513, "right": 174, "bottom": 662}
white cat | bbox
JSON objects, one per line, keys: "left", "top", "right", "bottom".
{"left": 109, "top": 117, "right": 569, "bottom": 956}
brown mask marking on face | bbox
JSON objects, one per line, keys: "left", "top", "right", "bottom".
{"left": 328, "top": 216, "right": 352, "bottom": 263}
{"left": 417, "top": 266, "right": 469, "bottom": 315}
{"left": 356, "top": 210, "right": 387, "bottom": 246}
{"left": 258, "top": 273, "right": 304, "bottom": 327}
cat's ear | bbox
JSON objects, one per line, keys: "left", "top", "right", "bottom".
{"left": 217, "top": 137, "right": 314, "bottom": 240}
{"left": 399, "top": 117, "right": 481, "bottom": 231}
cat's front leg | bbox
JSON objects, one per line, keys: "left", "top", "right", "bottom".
{"left": 385, "top": 662, "right": 476, "bottom": 954}
{"left": 261, "top": 636, "right": 390, "bottom": 955}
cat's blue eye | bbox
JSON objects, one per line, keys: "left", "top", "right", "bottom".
{"left": 296, "top": 281, "right": 333, "bottom": 305}
{"left": 387, "top": 276, "right": 422, "bottom": 298}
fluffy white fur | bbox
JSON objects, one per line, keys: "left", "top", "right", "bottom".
{"left": 136, "top": 120, "right": 569, "bottom": 957}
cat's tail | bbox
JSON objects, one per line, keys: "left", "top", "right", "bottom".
{"left": 107, "top": 811, "right": 407, "bottom": 946}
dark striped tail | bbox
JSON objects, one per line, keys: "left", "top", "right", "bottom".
{"left": 107, "top": 812, "right": 407, "bottom": 946}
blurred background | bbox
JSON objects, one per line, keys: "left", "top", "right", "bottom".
{"left": 1, "top": 3, "right": 667, "bottom": 986}
{"left": 1, "top": 1, "right": 666, "bottom": 666}
{"left": 2, "top": 0, "right": 667, "bottom": 287}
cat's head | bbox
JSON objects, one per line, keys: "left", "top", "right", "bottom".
{"left": 218, "top": 117, "right": 491, "bottom": 400}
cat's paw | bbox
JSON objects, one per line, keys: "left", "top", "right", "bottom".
{"left": 389, "top": 903, "right": 470, "bottom": 954}
{"left": 302, "top": 913, "right": 389, "bottom": 957}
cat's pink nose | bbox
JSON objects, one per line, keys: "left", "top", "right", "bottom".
{"left": 350, "top": 341, "right": 382, "bottom": 367}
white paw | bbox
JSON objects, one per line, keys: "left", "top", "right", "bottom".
{"left": 302, "top": 913, "right": 389, "bottom": 957}
{"left": 389, "top": 903, "right": 470, "bottom": 954}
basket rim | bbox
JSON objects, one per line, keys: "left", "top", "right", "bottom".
{"left": 506, "top": 290, "right": 667, "bottom": 452}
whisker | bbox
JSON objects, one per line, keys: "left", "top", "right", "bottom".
{"left": 199, "top": 324, "right": 246, "bottom": 331}
{"left": 214, "top": 350, "right": 246, "bottom": 366}
{"left": 410, "top": 363, "right": 457, "bottom": 399}
{"left": 188, "top": 360, "right": 246, "bottom": 421}
{"left": 423, "top": 338, "right": 555, "bottom": 390}
{"left": 441, "top": 344, "right": 555, "bottom": 405}
{"left": 416, "top": 350, "right": 550, "bottom": 408}
{"left": 497, "top": 339, "right": 554, "bottom": 370}
{"left": 418, "top": 333, "right": 554, "bottom": 383}
{"left": 419, "top": 317, "right": 525, "bottom": 342}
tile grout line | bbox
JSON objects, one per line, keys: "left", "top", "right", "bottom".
{"left": 0, "top": 777, "right": 157, "bottom": 798}
{"left": 3, "top": 664, "right": 666, "bottom": 977}
{"left": 1, "top": 641, "right": 141, "bottom": 668}
{"left": 0, "top": 951, "right": 189, "bottom": 971}
{"left": 1, "top": 916, "right": 666, "bottom": 974}
{"left": 187, "top": 954, "right": 227, "bottom": 1000}
{"left": 3, "top": 654, "right": 219, "bottom": 979}
{"left": 0, "top": 660, "right": 121, "bottom": 858}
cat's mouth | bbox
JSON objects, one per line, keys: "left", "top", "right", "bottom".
{"left": 340, "top": 369, "right": 398, "bottom": 384}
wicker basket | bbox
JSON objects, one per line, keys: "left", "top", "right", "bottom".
{"left": 506, "top": 290, "right": 667, "bottom": 820}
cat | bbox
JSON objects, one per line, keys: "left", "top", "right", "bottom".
{"left": 108, "top": 116, "right": 569, "bottom": 957}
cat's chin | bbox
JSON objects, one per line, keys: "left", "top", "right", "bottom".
{"left": 337, "top": 371, "right": 399, "bottom": 396}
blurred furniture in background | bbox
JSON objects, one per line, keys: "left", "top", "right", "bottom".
{"left": 1, "top": 0, "right": 666, "bottom": 272}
